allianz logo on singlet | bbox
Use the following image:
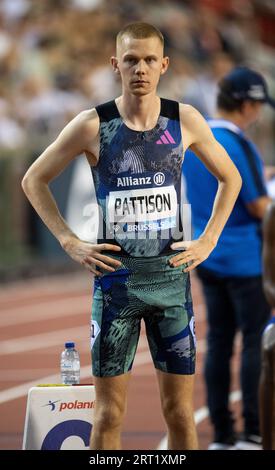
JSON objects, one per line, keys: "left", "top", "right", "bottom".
{"left": 117, "top": 172, "right": 165, "bottom": 187}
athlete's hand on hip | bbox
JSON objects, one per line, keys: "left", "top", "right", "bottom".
{"left": 170, "top": 237, "right": 216, "bottom": 273}
{"left": 61, "top": 236, "right": 122, "bottom": 276}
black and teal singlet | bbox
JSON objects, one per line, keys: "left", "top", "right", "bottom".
{"left": 91, "top": 98, "right": 184, "bottom": 257}
{"left": 90, "top": 99, "right": 196, "bottom": 377}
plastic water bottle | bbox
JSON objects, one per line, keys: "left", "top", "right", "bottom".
{"left": 60, "top": 342, "right": 80, "bottom": 385}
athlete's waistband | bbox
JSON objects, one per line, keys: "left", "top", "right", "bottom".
{"left": 103, "top": 248, "right": 176, "bottom": 257}
{"left": 101, "top": 251, "right": 184, "bottom": 274}
{"left": 97, "top": 237, "right": 182, "bottom": 259}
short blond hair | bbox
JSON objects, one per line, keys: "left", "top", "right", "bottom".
{"left": 116, "top": 22, "right": 164, "bottom": 49}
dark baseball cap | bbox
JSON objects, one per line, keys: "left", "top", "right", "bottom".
{"left": 219, "top": 66, "right": 275, "bottom": 108}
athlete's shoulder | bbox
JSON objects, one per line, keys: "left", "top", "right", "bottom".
{"left": 179, "top": 103, "right": 203, "bottom": 122}
{"left": 95, "top": 99, "right": 119, "bottom": 122}
{"left": 67, "top": 107, "right": 99, "bottom": 129}
{"left": 70, "top": 107, "right": 99, "bottom": 138}
{"left": 158, "top": 97, "right": 180, "bottom": 120}
{"left": 76, "top": 107, "right": 99, "bottom": 125}
{"left": 179, "top": 103, "right": 212, "bottom": 135}
{"left": 55, "top": 108, "right": 99, "bottom": 149}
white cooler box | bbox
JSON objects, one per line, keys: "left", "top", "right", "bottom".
{"left": 23, "top": 385, "right": 95, "bottom": 450}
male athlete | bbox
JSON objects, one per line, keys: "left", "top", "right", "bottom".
{"left": 22, "top": 23, "right": 241, "bottom": 450}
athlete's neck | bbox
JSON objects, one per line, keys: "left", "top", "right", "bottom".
{"left": 116, "top": 94, "right": 160, "bottom": 131}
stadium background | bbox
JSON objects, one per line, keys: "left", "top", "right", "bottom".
{"left": 0, "top": 0, "right": 274, "bottom": 450}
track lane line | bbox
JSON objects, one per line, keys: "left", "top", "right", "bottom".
{"left": 0, "top": 350, "right": 152, "bottom": 405}
{"left": 0, "top": 296, "right": 91, "bottom": 327}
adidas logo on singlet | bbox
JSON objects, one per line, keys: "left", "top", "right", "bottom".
{"left": 156, "top": 130, "right": 175, "bottom": 145}
{"left": 117, "top": 172, "right": 165, "bottom": 187}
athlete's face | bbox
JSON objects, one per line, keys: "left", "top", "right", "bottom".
{"left": 111, "top": 36, "right": 169, "bottom": 96}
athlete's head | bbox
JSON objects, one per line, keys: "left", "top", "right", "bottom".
{"left": 111, "top": 22, "right": 169, "bottom": 96}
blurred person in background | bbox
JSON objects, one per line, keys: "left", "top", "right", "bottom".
{"left": 183, "top": 66, "right": 274, "bottom": 450}
{"left": 21, "top": 22, "right": 242, "bottom": 449}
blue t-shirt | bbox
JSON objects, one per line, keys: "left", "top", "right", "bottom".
{"left": 183, "top": 119, "right": 267, "bottom": 277}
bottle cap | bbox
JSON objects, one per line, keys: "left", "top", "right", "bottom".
{"left": 65, "top": 341, "right": 75, "bottom": 348}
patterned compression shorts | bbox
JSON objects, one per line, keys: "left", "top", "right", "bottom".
{"left": 91, "top": 254, "right": 196, "bottom": 377}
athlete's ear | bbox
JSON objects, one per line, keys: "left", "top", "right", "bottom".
{"left": 111, "top": 56, "right": 120, "bottom": 75}
{"left": 160, "top": 56, "right": 169, "bottom": 75}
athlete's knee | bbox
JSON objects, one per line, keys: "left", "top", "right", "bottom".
{"left": 162, "top": 399, "right": 194, "bottom": 429}
{"left": 94, "top": 401, "right": 126, "bottom": 431}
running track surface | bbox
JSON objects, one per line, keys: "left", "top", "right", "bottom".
{"left": 0, "top": 271, "right": 243, "bottom": 450}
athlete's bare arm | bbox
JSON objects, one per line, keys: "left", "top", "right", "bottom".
{"left": 171, "top": 104, "right": 242, "bottom": 272}
{"left": 21, "top": 109, "right": 122, "bottom": 275}
{"left": 263, "top": 201, "right": 275, "bottom": 306}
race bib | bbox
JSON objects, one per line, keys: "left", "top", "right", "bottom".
{"left": 107, "top": 186, "right": 177, "bottom": 224}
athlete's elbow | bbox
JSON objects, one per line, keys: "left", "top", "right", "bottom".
{"left": 221, "top": 168, "right": 242, "bottom": 194}
{"left": 21, "top": 169, "right": 44, "bottom": 197}
{"left": 21, "top": 168, "right": 36, "bottom": 195}
{"left": 21, "top": 172, "right": 32, "bottom": 195}
{"left": 225, "top": 165, "right": 242, "bottom": 194}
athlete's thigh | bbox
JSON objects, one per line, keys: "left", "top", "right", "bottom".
{"left": 156, "top": 369, "right": 195, "bottom": 406}
{"left": 144, "top": 271, "right": 196, "bottom": 375}
{"left": 93, "top": 372, "right": 132, "bottom": 413}
{"left": 91, "top": 273, "right": 142, "bottom": 377}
